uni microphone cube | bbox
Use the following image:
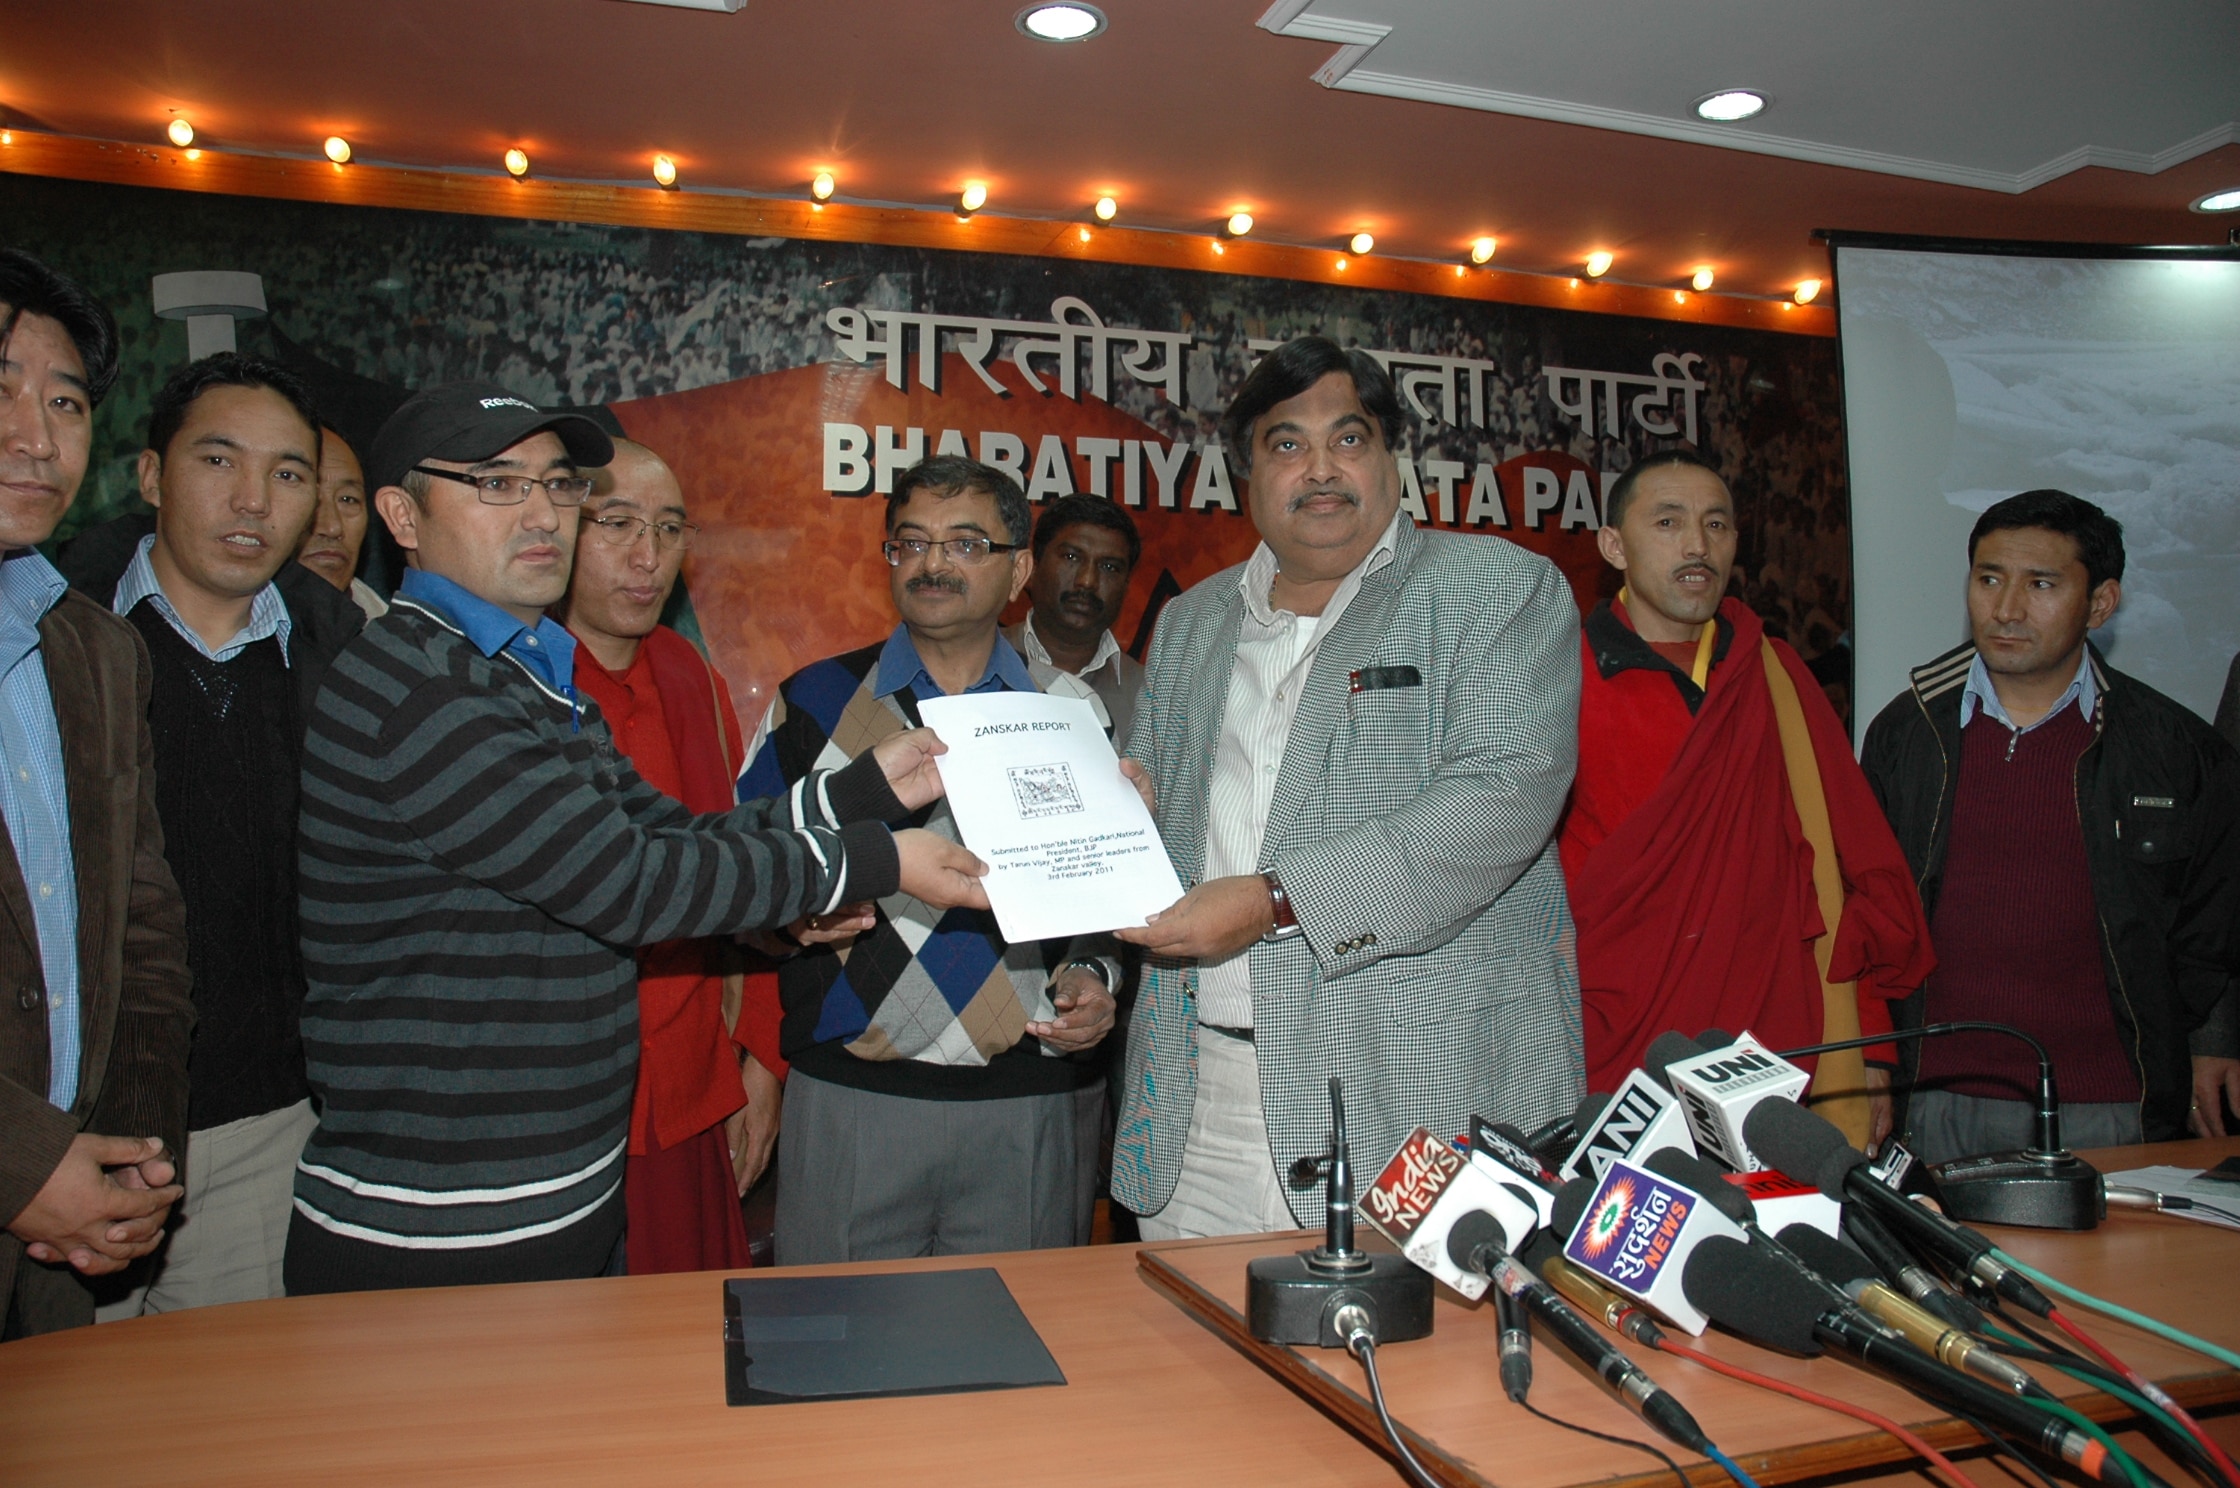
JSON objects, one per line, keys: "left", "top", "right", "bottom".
{"left": 1558, "top": 1068, "right": 1698, "bottom": 1183}
{"left": 1666, "top": 1032, "right": 1809, "bottom": 1171}
{"left": 1561, "top": 1157, "right": 1747, "bottom": 1335}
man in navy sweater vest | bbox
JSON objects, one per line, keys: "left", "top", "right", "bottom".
{"left": 1862, "top": 490, "right": 2240, "bottom": 1158}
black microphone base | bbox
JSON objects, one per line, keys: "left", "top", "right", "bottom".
{"left": 1247, "top": 1250, "right": 1434, "bottom": 1348}
{"left": 1930, "top": 1150, "right": 2104, "bottom": 1231}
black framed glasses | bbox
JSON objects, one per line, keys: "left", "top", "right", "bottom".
{"left": 881, "top": 536, "right": 1022, "bottom": 567}
{"left": 412, "top": 465, "right": 596, "bottom": 507}
{"left": 584, "top": 513, "right": 701, "bottom": 552}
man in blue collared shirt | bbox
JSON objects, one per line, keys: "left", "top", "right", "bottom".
{"left": 740, "top": 456, "right": 1121, "bottom": 1264}
{"left": 56, "top": 354, "right": 365, "bottom": 1317}
{"left": 0, "top": 250, "right": 193, "bottom": 1339}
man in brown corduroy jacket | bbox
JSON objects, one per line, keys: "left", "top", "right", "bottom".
{"left": 0, "top": 249, "right": 193, "bottom": 1339}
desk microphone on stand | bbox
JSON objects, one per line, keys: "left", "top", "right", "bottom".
{"left": 1247, "top": 1077, "right": 1433, "bottom": 1348}
{"left": 1776, "top": 1022, "right": 2102, "bottom": 1231}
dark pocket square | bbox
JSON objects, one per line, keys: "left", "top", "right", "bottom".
{"left": 1349, "top": 665, "right": 1422, "bottom": 693}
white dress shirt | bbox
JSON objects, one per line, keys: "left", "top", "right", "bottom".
{"left": 1196, "top": 513, "right": 1402, "bottom": 1028}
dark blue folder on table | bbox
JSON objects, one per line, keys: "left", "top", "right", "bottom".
{"left": 722, "top": 1267, "right": 1066, "bottom": 1406}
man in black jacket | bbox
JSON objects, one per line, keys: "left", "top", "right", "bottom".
{"left": 1861, "top": 490, "right": 2239, "bottom": 1156}
{"left": 55, "top": 353, "right": 363, "bottom": 1312}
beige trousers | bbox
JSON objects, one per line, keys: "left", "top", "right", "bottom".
{"left": 1137, "top": 1031, "right": 1300, "bottom": 1240}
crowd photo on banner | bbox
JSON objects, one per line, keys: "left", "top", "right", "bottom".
{"left": 1, "top": 167, "right": 2235, "bottom": 1339}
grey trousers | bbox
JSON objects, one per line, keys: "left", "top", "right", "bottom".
{"left": 773, "top": 1072, "right": 1102, "bottom": 1265}
{"left": 1906, "top": 1089, "right": 2143, "bottom": 1166}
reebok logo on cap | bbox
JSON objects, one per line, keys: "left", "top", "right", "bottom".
{"left": 479, "top": 397, "right": 536, "bottom": 411}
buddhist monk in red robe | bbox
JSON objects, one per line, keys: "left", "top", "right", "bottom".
{"left": 1560, "top": 449, "right": 1933, "bottom": 1148}
{"left": 562, "top": 439, "right": 781, "bottom": 1272}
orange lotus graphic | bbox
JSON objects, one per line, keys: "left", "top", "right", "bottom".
{"left": 1577, "top": 1175, "right": 1637, "bottom": 1260}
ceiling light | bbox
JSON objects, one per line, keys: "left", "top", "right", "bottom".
{"left": 504, "top": 148, "right": 530, "bottom": 178}
{"left": 1017, "top": 4, "right": 1106, "bottom": 42}
{"left": 1094, "top": 195, "right": 1118, "bottom": 222}
{"left": 652, "top": 154, "right": 678, "bottom": 188}
{"left": 2192, "top": 188, "right": 2240, "bottom": 213}
{"left": 1694, "top": 90, "right": 1766, "bottom": 122}
{"left": 1585, "top": 251, "right": 1614, "bottom": 278}
{"left": 811, "top": 171, "right": 836, "bottom": 201}
{"left": 1349, "top": 232, "right": 1375, "bottom": 256}
{"left": 1691, "top": 266, "right": 1715, "bottom": 292}
{"left": 1225, "top": 211, "right": 1254, "bottom": 237}
{"left": 1794, "top": 278, "right": 1823, "bottom": 304}
{"left": 1469, "top": 236, "right": 1497, "bottom": 265}
{"left": 167, "top": 117, "right": 195, "bottom": 148}
{"left": 959, "top": 182, "right": 988, "bottom": 213}
{"left": 324, "top": 135, "right": 352, "bottom": 165}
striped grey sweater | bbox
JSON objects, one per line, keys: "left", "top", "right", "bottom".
{"left": 294, "top": 595, "right": 901, "bottom": 1250}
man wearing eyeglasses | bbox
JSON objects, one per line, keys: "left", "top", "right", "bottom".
{"left": 740, "top": 455, "right": 1122, "bottom": 1264}
{"left": 286, "top": 385, "right": 987, "bottom": 1294}
{"left": 557, "top": 437, "right": 779, "bottom": 1274}
{"left": 55, "top": 353, "right": 365, "bottom": 1316}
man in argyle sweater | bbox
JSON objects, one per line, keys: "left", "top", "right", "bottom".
{"left": 741, "top": 457, "right": 1121, "bottom": 1263}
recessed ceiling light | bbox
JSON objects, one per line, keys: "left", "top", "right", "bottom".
{"left": 1094, "top": 195, "right": 1118, "bottom": 222}
{"left": 1225, "top": 211, "right": 1254, "bottom": 237}
{"left": 652, "top": 154, "right": 678, "bottom": 188}
{"left": 1469, "top": 236, "right": 1497, "bottom": 265}
{"left": 323, "top": 135, "right": 353, "bottom": 165}
{"left": 504, "top": 148, "right": 530, "bottom": 178}
{"left": 1691, "top": 266, "right": 1715, "bottom": 292}
{"left": 1585, "top": 251, "right": 1614, "bottom": 278}
{"left": 1017, "top": 4, "right": 1105, "bottom": 42}
{"left": 959, "top": 182, "right": 989, "bottom": 213}
{"left": 811, "top": 171, "right": 836, "bottom": 201}
{"left": 166, "top": 117, "right": 195, "bottom": 148}
{"left": 1694, "top": 90, "right": 1767, "bottom": 122}
{"left": 1349, "top": 232, "right": 1375, "bottom": 256}
{"left": 1794, "top": 278, "right": 1823, "bottom": 304}
{"left": 2192, "top": 188, "right": 2240, "bottom": 213}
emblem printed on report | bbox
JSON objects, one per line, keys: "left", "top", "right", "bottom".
{"left": 1007, "top": 762, "right": 1083, "bottom": 819}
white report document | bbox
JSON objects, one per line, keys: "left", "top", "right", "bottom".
{"left": 917, "top": 692, "right": 1185, "bottom": 944}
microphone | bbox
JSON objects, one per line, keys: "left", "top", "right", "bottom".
{"left": 1468, "top": 1117, "right": 1558, "bottom": 1230}
{"left": 1538, "top": 1182, "right": 1670, "bottom": 1348}
{"left": 1775, "top": 1023, "right": 2101, "bottom": 1230}
{"left": 1444, "top": 1210, "right": 1713, "bottom": 1455}
{"left": 1359, "top": 1128, "right": 1541, "bottom": 1302}
{"left": 1776, "top": 1223, "right": 2039, "bottom": 1396}
{"left": 1558, "top": 1039, "right": 1702, "bottom": 1183}
{"left": 1556, "top": 1154, "right": 1748, "bottom": 1334}
{"left": 1743, "top": 1098, "right": 2055, "bottom": 1316}
{"left": 1839, "top": 1207, "right": 1990, "bottom": 1336}
{"left": 1495, "top": 1277, "right": 1533, "bottom": 1402}
{"left": 1679, "top": 1237, "right": 2131, "bottom": 1484}
{"left": 1665, "top": 1031, "right": 1809, "bottom": 1171}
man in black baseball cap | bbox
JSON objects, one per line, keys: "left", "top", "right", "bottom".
{"left": 286, "top": 383, "right": 988, "bottom": 1294}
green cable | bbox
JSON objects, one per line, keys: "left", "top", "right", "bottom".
{"left": 2031, "top": 1395, "right": 2154, "bottom": 1488}
{"left": 1975, "top": 1320, "right": 2195, "bottom": 1447}
{"left": 1993, "top": 1248, "right": 2240, "bottom": 1373}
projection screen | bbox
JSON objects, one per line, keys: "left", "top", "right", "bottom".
{"left": 1832, "top": 234, "right": 2240, "bottom": 740}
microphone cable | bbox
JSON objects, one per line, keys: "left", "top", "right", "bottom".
{"left": 1511, "top": 1396, "right": 1689, "bottom": 1488}
{"left": 2040, "top": 1307, "right": 2240, "bottom": 1488}
{"left": 1336, "top": 1309, "right": 1443, "bottom": 1488}
{"left": 1989, "top": 1249, "right": 2240, "bottom": 1374}
{"left": 1975, "top": 1323, "right": 2229, "bottom": 1488}
{"left": 1648, "top": 1335, "right": 1984, "bottom": 1488}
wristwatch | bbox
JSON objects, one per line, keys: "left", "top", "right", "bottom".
{"left": 1059, "top": 956, "right": 1119, "bottom": 995}
{"left": 1261, "top": 871, "right": 1304, "bottom": 942}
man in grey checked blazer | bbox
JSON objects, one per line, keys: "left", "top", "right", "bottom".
{"left": 1114, "top": 337, "right": 1584, "bottom": 1236}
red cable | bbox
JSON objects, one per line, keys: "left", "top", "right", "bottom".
{"left": 1653, "top": 1336, "right": 1987, "bottom": 1488}
{"left": 2047, "top": 1306, "right": 2240, "bottom": 1488}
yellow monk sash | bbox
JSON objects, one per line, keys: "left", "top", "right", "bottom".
{"left": 1615, "top": 587, "right": 1717, "bottom": 689}
{"left": 1760, "top": 639, "right": 1874, "bottom": 1147}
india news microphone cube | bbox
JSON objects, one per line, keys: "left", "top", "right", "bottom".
{"left": 1560, "top": 1157, "right": 1748, "bottom": 1335}
{"left": 1357, "top": 1128, "right": 1541, "bottom": 1302}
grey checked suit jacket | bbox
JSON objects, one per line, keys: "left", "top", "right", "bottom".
{"left": 1111, "top": 518, "right": 1584, "bottom": 1225}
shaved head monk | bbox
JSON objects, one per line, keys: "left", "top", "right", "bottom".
{"left": 1559, "top": 449, "right": 1933, "bottom": 1148}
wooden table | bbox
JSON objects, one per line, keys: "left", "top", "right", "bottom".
{"left": 0, "top": 1140, "right": 2233, "bottom": 1486}
{"left": 1140, "top": 1139, "right": 2240, "bottom": 1488}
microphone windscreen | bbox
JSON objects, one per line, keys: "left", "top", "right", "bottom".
{"left": 1550, "top": 1175, "right": 1597, "bottom": 1237}
{"left": 1696, "top": 1029, "right": 1735, "bottom": 1050}
{"left": 1518, "top": 1227, "right": 1563, "bottom": 1272}
{"left": 1742, "top": 1097, "right": 1864, "bottom": 1199}
{"left": 1445, "top": 1208, "right": 1508, "bottom": 1273}
{"left": 1571, "top": 1091, "right": 1612, "bottom": 1132}
{"left": 1643, "top": 1032, "right": 1704, "bottom": 1089}
{"left": 1643, "top": 1149, "right": 1753, "bottom": 1224}
{"left": 1680, "top": 1236, "right": 1826, "bottom": 1355}
{"left": 1776, "top": 1224, "right": 1878, "bottom": 1288}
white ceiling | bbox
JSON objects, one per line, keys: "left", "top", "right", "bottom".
{"left": 1258, "top": 0, "right": 2240, "bottom": 194}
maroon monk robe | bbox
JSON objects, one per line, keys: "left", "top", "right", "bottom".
{"left": 1562, "top": 598, "right": 1934, "bottom": 1093}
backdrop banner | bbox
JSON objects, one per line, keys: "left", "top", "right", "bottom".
{"left": 3, "top": 172, "right": 1853, "bottom": 730}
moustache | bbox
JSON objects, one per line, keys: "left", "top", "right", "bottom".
{"left": 1671, "top": 563, "right": 1719, "bottom": 582}
{"left": 1288, "top": 487, "right": 1358, "bottom": 513}
{"left": 907, "top": 576, "right": 968, "bottom": 595}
